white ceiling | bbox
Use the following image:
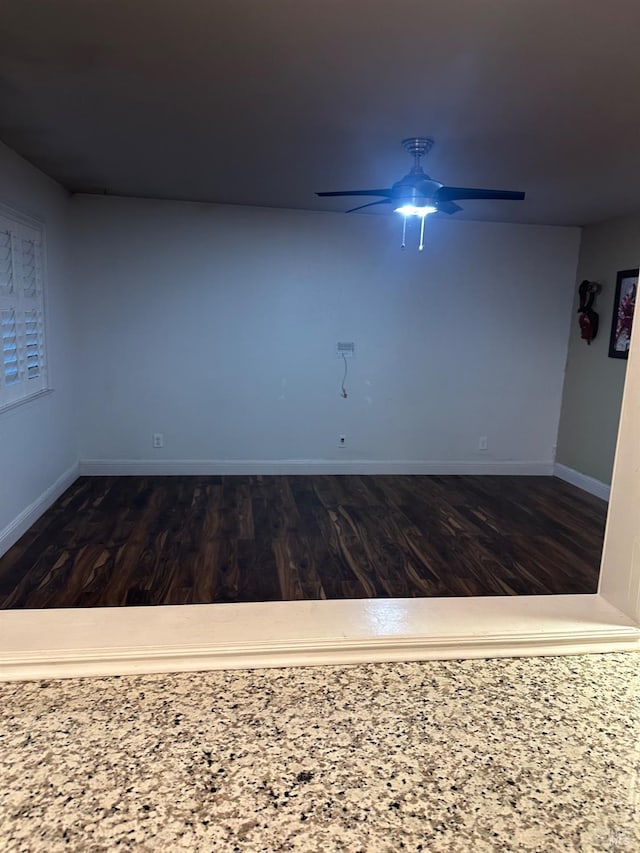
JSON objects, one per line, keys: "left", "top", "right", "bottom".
{"left": 2, "top": 0, "right": 640, "bottom": 225}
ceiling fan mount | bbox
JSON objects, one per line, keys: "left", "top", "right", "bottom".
{"left": 401, "top": 136, "right": 434, "bottom": 170}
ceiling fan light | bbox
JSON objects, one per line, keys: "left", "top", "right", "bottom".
{"left": 394, "top": 204, "right": 437, "bottom": 217}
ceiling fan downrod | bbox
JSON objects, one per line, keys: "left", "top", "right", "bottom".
{"left": 401, "top": 137, "right": 434, "bottom": 173}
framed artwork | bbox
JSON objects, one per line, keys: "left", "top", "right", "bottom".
{"left": 608, "top": 268, "right": 638, "bottom": 359}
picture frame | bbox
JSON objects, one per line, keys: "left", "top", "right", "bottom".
{"left": 608, "top": 268, "right": 638, "bottom": 359}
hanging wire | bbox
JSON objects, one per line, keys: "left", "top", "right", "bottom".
{"left": 340, "top": 354, "right": 348, "bottom": 398}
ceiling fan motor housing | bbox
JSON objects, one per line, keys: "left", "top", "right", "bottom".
{"left": 394, "top": 138, "right": 441, "bottom": 207}
{"left": 392, "top": 176, "right": 443, "bottom": 208}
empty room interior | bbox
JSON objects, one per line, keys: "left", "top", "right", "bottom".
{"left": 0, "top": 1, "right": 639, "bottom": 653}
{"left": 4, "top": 6, "right": 640, "bottom": 851}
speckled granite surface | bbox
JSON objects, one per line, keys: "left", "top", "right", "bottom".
{"left": 1, "top": 654, "right": 639, "bottom": 852}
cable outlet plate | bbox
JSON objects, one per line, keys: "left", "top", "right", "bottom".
{"left": 338, "top": 434, "right": 347, "bottom": 448}
{"left": 337, "top": 342, "right": 355, "bottom": 359}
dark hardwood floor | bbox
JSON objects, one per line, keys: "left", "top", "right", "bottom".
{"left": 0, "top": 475, "right": 607, "bottom": 609}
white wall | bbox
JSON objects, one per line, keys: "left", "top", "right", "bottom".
{"left": 600, "top": 283, "right": 640, "bottom": 621}
{"left": 0, "top": 143, "right": 77, "bottom": 548}
{"left": 73, "top": 196, "right": 580, "bottom": 472}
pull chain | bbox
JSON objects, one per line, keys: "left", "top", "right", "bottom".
{"left": 401, "top": 216, "right": 407, "bottom": 249}
{"left": 419, "top": 215, "right": 426, "bottom": 251}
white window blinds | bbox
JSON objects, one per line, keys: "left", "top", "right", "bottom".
{"left": 0, "top": 210, "right": 47, "bottom": 409}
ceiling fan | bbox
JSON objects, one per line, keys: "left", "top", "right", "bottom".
{"left": 316, "top": 137, "right": 525, "bottom": 250}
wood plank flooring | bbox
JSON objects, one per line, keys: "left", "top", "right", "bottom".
{"left": 0, "top": 475, "right": 607, "bottom": 609}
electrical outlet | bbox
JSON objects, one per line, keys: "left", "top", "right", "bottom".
{"left": 338, "top": 434, "right": 347, "bottom": 448}
{"left": 478, "top": 436, "right": 488, "bottom": 451}
{"left": 152, "top": 433, "right": 164, "bottom": 448}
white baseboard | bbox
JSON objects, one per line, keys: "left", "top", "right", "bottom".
{"left": 0, "top": 461, "right": 79, "bottom": 557}
{"left": 0, "top": 595, "right": 637, "bottom": 681}
{"left": 79, "top": 458, "right": 555, "bottom": 476}
{"left": 554, "top": 463, "right": 611, "bottom": 501}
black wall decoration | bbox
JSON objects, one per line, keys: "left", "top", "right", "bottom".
{"left": 608, "top": 269, "right": 638, "bottom": 360}
{"left": 577, "top": 280, "right": 600, "bottom": 345}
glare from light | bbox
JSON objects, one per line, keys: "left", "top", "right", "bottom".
{"left": 394, "top": 204, "right": 437, "bottom": 217}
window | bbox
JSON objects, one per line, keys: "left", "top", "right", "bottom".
{"left": 0, "top": 208, "right": 47, "bottom": 410}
